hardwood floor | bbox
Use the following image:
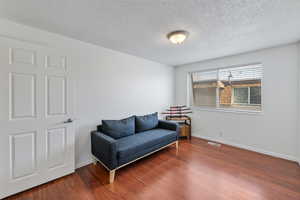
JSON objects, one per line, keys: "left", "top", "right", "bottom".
{"left": 5, "top": 137, "right": 300, "bottom": 200}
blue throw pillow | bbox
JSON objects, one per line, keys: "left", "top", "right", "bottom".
{"left": 135, "top": 112, "right": 159, "bottom": 133}
{"left": 101, "top": 116, "right": 135, "bottom": 139}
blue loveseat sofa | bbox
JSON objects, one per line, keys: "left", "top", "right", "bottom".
{"left": 91, "top": 113, "right": 179, "bottom": 183}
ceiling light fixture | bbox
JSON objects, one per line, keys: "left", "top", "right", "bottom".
{"left": 167, "top": 30, "right": 189, "bottom": 44}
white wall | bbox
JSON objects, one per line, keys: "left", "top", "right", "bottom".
{"left": 298, "top": 42, "right": 300, "bottom": 165}
{"left": 0, "top": 19, "right": 174, "bottom": 168}
{"left": 175, "top": 44, "right": 299, "bottom": 161}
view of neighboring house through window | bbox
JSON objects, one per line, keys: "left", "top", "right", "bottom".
{"left": 190, "top": 70, "right": 218, "bottom": 108}
{"left": 190, "top": 64, "right": 263, "bottom": 111}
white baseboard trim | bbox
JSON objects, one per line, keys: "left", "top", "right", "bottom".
{"left": 193, "top": 134, "right": 298, "bottom": 162}
{"left": 75, "top": 158, "right": 93, "bottom": 169}
{"left": 75, "top": 138, "right": 300, "bottom": 168}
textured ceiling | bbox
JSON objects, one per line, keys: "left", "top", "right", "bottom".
{"left": 0, "top": 0, "right": 300, "bottom": 66}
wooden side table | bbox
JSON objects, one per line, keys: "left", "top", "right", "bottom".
{"left": 166, "top": 116, "right": 191, "bottom": 139}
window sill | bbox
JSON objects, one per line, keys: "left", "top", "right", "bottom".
{"left": 191, "top": 106, "right": 263, "bottom": 115}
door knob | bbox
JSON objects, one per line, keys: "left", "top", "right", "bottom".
{"left": 63, "top": 118, "right": 73, "bottom": 123}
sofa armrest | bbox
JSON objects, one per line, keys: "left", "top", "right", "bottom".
{"left": 91, "top": 131, "right": 118, "bottom": 170}
{"left": 157, "top": 120, "right": 179, "bottom": 138}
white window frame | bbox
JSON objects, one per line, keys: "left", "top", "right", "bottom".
{"left": 232, "top": 86, "right": 262, "bottom": 106}
{"left": 188, "top": 63, "right": 263, "bottom": 114}
{"left": 232, "top": 87, "right": 249, "bottom": 105}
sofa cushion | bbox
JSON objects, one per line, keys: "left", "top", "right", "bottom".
{"left": 135, "top": 112, "right": 158, "bottom": 132}
{"left": 118, "top": 138, "right": 177, "bottom": 166}
{"left": 101, "top": 116, "right": 135, "bottom": 139}
{"left": 117, "top": 128, "right": 177, "bottom": 159}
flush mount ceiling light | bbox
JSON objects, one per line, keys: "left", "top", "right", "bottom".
{"left": 167, "top": 30, "right": 189, "bottom": 44}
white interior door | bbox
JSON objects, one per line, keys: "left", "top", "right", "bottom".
{"left": 0, "top": 37, "right": 75, "bottom": 199}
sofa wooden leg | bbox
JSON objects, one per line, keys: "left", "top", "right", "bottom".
{"left": 109, "top": 170, "right": 116, "bottom": 184}
{"left": 175, "top": 141, "right": 179, "bottom": 155}
{"left": 93, "top": 158, "right": 97, "bottom": 165}
{"left": 92, "top": 158, "right": 97, "bottom": 165}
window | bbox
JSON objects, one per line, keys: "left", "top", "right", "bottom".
{"left": 233, "top": 87, "right": 249, "bottom": 104}
{"left": 250, "top": 87, "right": 261, "bottom": 105}
{"left": 233, "top": 87, "right": 261, "bottom": 105}
{"left": 190, "top": 64, "right": 263, "bottom": 112}
{"left": 190, "top": 70, "right": 218, "bottom": 108}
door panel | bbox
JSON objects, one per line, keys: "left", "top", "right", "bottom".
{"left": 46, "top": 75, "right": 67, "bottom": 116}
{"left": 47, "top": 127, "right": 66, "bottom": 169}
{"left": 9, "top": 131, "right": 37, "bottom": 180}
{"left": 45, "top": 54, "right": 67, "bottom": 71}
{"left": 9, "top": 48, "right": 36, "bottom": 66}
{"left": 9, "top": 72, "right": 36, "bottom": 120}
{"left": 0, "top": 36, "right": 75, "bottom": 199}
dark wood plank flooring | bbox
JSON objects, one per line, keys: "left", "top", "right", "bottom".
{"left": 5, "top": 137, "right": 300, "bottom": 200}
